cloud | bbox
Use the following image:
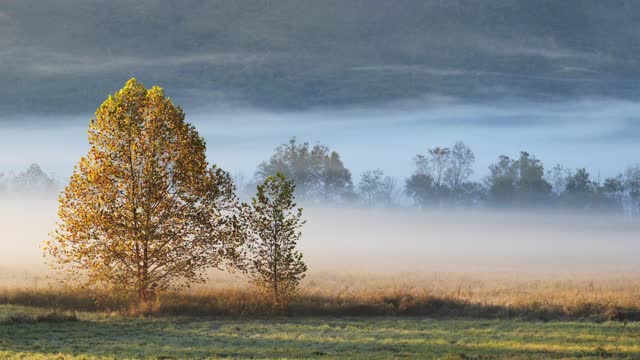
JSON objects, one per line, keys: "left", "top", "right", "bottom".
{"left": 1, "top": 47, "right": 277, "bottom": 75}
{"left": 2, "top": 0, "right": 640, "bottom": 114}
{"left": 350, "top": 65, "right": 473, "bottom": 77}
{"left": 471, "top": 34, "right": 615, "bottom": 64}
{"left": 0, "top": 11, "right": 10, "bottom": 22}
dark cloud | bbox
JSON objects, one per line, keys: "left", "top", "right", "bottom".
{"left": 2, "top": 0, "right": 640, "bottom": 116}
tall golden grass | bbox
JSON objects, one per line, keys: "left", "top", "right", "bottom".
{"left": 1, "top": 271, "right": 639, "bottom": 321}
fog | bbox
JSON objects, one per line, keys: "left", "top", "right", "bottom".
{"left": 3, "top": 98, "right": 640, "bottom": 285}
{"left": 2, "top": 194, "right": 639, "bottom": 287}
{"left": 302, "top": 207, "right": 640, "bottom": 274}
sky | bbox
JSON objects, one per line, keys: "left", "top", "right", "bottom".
{"left": 2, "top": 0, "right": 640, "bottom": 181}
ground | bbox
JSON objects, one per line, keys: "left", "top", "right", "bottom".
{"left": 0, "top": 305, "right": 638, "bottom": 359}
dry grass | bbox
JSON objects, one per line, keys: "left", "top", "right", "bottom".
{"left": 1, "top": 271, "right": 639, "bottom": 321}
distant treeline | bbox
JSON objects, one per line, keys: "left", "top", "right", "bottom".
{"left": 9, "top": 138, "right": 640, "bottom": 214}
{"left": 0, "top": 164, "right": 56, "bottom": 195}
{"left": 242, "top": 138, "right": 640, "bottom": 215}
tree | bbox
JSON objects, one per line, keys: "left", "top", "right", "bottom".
{"left": 599, "top": 175, "right": 624, "bottom": 211}
{"left": 565, "top": 168, "right": 594, "bottom": 194}
{"left": 256, "top": 138, "right": 353, "bottom": 202}
{"left": 357, "top": 169, "right": 398, "bottom": 207}
{"left": 602, "top": 175, "right": 624, "bottom": 199}
{"left": 624, "top": 164, "right": 640, "bottom": 198}
{"left": 409, "top": 145, "right": 453, "bottom": 206}
{"left": 7, "top": 163, "right": 56, "bottom": 194}
{"left": 563, "top": 168, "right": 596, "bottom": 208}
{"left": 624, "top": 164, "right": 640, "bottom": 216}
{"left": 379, "top": 176, "right": 399, "bottom": 206}
{"left": 321, "top": 150, "right": 354, "bottom": 202}
{"left": 45, "top": 79, "right": 243, "bottom": 303}
{"left": 486, "top": 152, "right": 551, "bottom": 206}
{"left": 513, "top": 152, "right": 552, "bottom": 204}
{"left": 242, "top": 173, "right": 307, "bottom": 306}
{"left": 422, "top": 147, "right": 451, "bottom": 187}
{"left": 408, "top": 141, "right": 476, "bottom": 206}
{"left": 358, "top": 169, "right": 384, "bottom": 205}
{"left": 486, "top": 155, "right": 517, "bottom": 204}
{"left": 445, "top": 141, "right": 475, "bottom": 192}
{"left": 0, "top": 172, "right": 5, "bottom": 193}
{"left": 405, "top": 173, "right": 437, "bottom": 207}
{"left": 546, "top": 164, "right": 570, "bottom": 195}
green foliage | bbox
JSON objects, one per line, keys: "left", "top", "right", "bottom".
{"left": 242, "top": 173, "right": 307, "bottom": 306}
{"left": 405, "top": 173, "right": 438, "bottom": 206}
{"left": 256, "top": 137, "right": 354, "bottom": 202}
{"left": 487, "top": 152, "right": 551, "bottom": 206}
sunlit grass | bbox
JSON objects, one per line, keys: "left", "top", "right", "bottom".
{"left": 1, "top": 272, "right": 639, "bottom": 358}
{"left": 0, "top": 305, "right": 639, "bottom": 359}
{"left": 2, "top": 272, "right": 640, "bottom": 320}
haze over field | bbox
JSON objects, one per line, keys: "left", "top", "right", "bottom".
{"left": 2, "top": 195, "right": 639, "bottom": 286}
{"left": 2, "top": 0, "right": 640, "bottom": 286}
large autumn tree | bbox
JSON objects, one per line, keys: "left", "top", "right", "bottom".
{"left": 45, "top": 78, "right": 242, "bottom": 302}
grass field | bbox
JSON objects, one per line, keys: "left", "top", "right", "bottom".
{"left": 2, "top": 272, "right": 640, "bottom": 359}
{"left": 1, "top": 305, "right": 639, "bottom": 360}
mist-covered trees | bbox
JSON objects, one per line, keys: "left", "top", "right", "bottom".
{"left": 623, "top": 164, "right": 640, "bottom": 215}
{"left": 395, "top": 142, "right": 636, "bottom": 212}
{"left": 486, "top": 152, "right": 551, "bottom": 206}
{"left": 357, "top": 169, "right": 398, "bottom": 206}
{"left": 0, "top": 163, "right": 57, "bottom": 195}
{"left": 242, "top": 173, "right": 307, "bottom": 306}
{"left": 45, "top": 79, "right": 244, "bottom": 302}
{"left": 447, "top": 142, "right": 476, "bottom": 196}
{"left": 601, "top": 175, "right": 624, "bottom": 207}
{"left": 546, "top": 164, "right": 571, "bottom": 195}
{"left": 256, "top": 138, "right": 354, "bottom": 202}
{"left": 405, "top": 141, "right": 477, "bottom": 207}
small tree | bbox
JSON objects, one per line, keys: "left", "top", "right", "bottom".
{"left": 243, "top": 173, "right": 307, "bottom": 306}
{"left": 45, "top": 79, "right": 243, "bottom": 303}
{"left": 358, "top": 169, "right": 384, "bottom": 205}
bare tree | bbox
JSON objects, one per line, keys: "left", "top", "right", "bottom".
{"left": 357, "top": 169, "right": 384, "bottom": 205}
{"left": 624, "top": 164, "right": 640, "bottom": 216}
{"left": 357, "top": 169, "right": 398, "bottom": 206}
{"left": 445, "top": 141, "right": 475, "bottom": 199}
{"left": 379, "top": 176, "right": 399, "bottom": 206}
{"left": 546, "top": 164, "right": 571, "bottom": 195}
{"left": 427, "top": 147, "right": 451, "bottom": 187}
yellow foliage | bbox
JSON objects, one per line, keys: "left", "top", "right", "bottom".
{"left": 45, "top": 79, "right": 243, "bottom": 303}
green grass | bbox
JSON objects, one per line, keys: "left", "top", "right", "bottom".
{"left": 1, "top": 305, "right": 639, "bottom": 359}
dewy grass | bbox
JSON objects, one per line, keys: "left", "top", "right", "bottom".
{"left": 0, "top": 274, "right": 639, "bottom": 359}
{"left": 0, "top": 305, "right": 638, "bottom": 359}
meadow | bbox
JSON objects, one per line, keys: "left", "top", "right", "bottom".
{"left": 1, "top": 272, "right": 640, "bottom": 359}
{"left": 1, "top": 304, "right": 639, "bottom": 359}
{"left": 3, "top": 205, "right": 640, "bottom": 359}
